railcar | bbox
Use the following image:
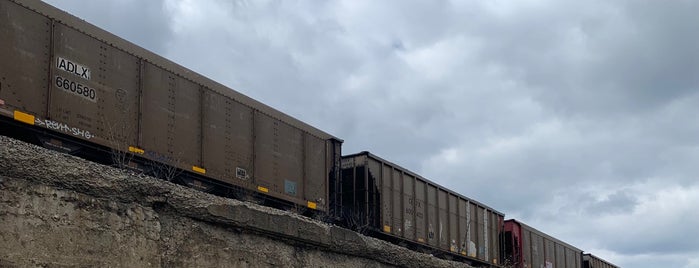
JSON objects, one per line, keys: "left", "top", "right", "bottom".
{"left": 340, "top": 151, "right": 504, "bottom": 267}
{"left": 503, "top": 219, "right": 584, "bottom": 268}
{"left": 583, "top": 254, "right": 619, "bottom": 268}
{"left": 0, "top": 0, "right": 342, "bottom": 215}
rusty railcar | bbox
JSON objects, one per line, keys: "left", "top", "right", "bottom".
{"left": 504, "top": 219, "right": 583, "bottom": 268}
{"left": 0, "top": 0, "right": 342, "bottom": 213}
{"left": 583, "top": 254, "right": 619, "bottom": 268}
{"left": 340, "top": 152, "right": 504, "bottom": 267}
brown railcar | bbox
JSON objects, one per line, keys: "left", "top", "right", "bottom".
{"left": 504, "top": 219, "right": 583, "bottom": 268}
{"left": 0, "top": 0, "right": 342, "bottom": 213}
{"left": 341, "top": 151, "right": 504, "bottom": 267}
{"left": 583, "top": 254, "right": 619, "bottom": 268}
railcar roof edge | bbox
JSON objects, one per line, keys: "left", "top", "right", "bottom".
{"left": 19, "top": 0, "right": 342, "bottom": 142}
{"left": 506, "top": 219, "right": 583, "bottom": 253}
{"left": 583, "top": 253, "right": 620, "bottom": 268}
{"left": 343, "top": 151, "right": 506, "bottom": 216}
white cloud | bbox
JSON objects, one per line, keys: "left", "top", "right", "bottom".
{"left": 399, "top": 36, "right": 482, "bottom": 81}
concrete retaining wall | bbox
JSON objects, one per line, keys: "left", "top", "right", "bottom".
{"left": 0, "top": 135, "right": 470, "bottom": 268}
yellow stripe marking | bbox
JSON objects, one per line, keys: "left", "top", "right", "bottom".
{"left": 307, "top": 201, "right": 317, "bottom": 210}
{"left": 13, "top": 110, "right": 35, "bottom": 125}
{"left": 192, "top": 166, "right": 206, "bottom": 174}
{"left": 383, "top": 225, "right": 391, "bottom": 233}
{"left": 257, "top": 186, "right": 269, "bottom": 193}
{"left": 128, "top": 146, "right": 145, "bottom": 154}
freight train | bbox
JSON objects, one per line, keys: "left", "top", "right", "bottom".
{"left": 0, "top": 1, "right": 618, "bottom": 267}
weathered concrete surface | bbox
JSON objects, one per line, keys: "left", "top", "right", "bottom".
{"left": 0, "top": 135, "right": 471, "bottom": 268}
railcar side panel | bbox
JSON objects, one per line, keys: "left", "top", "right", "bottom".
{"left": 556, "top": 243, "right": 566, "bottom": 267}
{"left": 339, "top": 156, "right": 358, "bottom": 218}
{"left": 51, "top": 23, "right": 140, "bottom": 149}
{"left": 476, "top": 205, "right": 486, "bottom": 259}
{"left": 575, "top": 252, "right": 583, "bottom": 268}
{"left": 366, "top": 158, "right": 382, "bottom": 226}
{"left": 487, "top": 211, "right": 494, "bottom": 262}
{"left": 566, "top": 247, "right": 577, "bottom": 267}
{"left": 486, "top": 209, "right": 492, "bottom": 261}
{"left": 457, "top": 199, "right": 468, "bottom": 256}
{"left": 546, "top": 237, "right": 556, "bottom": 266}
{"left": 402, "top": 173, "right": 415, "bottom": 240}
{"left": 540, "top": 234, "right": 549, "bottom": 267}
{"left": 574, "top": 252, "right": 584, "bottom": 268}
{"left": 426, "top": 184, "right": 437, "bottom": 246}
{"left": 414, "top": 179, "right": 426, "bottom": 243}
{"left": 492, "top": 211, "right": 502, "bottom": 264}
{"left": 0, "top": 1, "right": 50, "bottom": 117}
{"left": 391, "top": 169, "right": 403, "bottom": 237}
{"left": 437, "top": 189, "right": 448, "bottom": 249}
{"left": 381, "top": 164, "right": 392, "bottom": 233}
{"left": 329, "top": 139, "right": 343, "bottom": 213}
{"left": 276, "top": 118, "right": 304, "bottom": 199}
{"left": 253, "top": 112, "right": 279, "bottom": 193}
{"left": 569, "top": 247, "right": 578, "bottom": 267}
{"left": 304, "top": 133, "right": 327, "bottom": 206}
{"left": 522, "top": 227, "right": 532, "bottom": 267}
{"left": 201, "top": 90, "right": 254, "bottom": 184}
{"left": 448, "top": 194, "right": 458, "bottom": 252}
{"left": 200, "top": 90, "right": 228, "bottom": 180}
{"left": 468, "top": 202, "right": 478, "bottom": 257}
{"left": 141, "top": 62, "right": 201, "bottom": 168}
{"left": 533, "top": 233, "right": 545, "bottom": 268}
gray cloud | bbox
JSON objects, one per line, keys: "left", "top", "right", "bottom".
{"left": 586, "top": 190, "right": 638, "bottom": 216}
{"left": 43, "top": 0, "right": 173, "bottom": 53}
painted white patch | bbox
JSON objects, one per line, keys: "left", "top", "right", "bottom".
{"left": 56, "top": 56, "right": 91, "bottom": 80}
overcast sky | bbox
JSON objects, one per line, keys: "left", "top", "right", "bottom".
{"left": 41, "top": 0, "right": 699, "bottom": 267}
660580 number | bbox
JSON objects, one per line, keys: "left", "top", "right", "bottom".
{"left": 55, "top": 76, "right": 97, "bottom": 102}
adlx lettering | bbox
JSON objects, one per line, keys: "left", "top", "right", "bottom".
{"left": 56, "top": 57, "right": 91, "bottom": 80}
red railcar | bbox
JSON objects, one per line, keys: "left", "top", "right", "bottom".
{"left": 504, "top": 219, "right": 583, "bottom": 268}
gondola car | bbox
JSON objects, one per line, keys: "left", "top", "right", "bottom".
{"left": 0, "top": 0, "right": 342, "bottom": 215}
{"left": 583, "top": 254, "right": 619, "bottom": 268}
{"left": 340, "top": 151, "right": 504, "bottom": 267}
{"left": 503, "top": 219, "right": 583, "bottom": 268}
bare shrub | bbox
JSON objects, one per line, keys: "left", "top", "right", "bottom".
{"left": 345, "top": 209, "right": 370, "bottom": 235}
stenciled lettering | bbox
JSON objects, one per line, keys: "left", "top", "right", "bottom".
{"left": 56, "top": 57, "right": 91, "bottom": 80}
{"left": 55, "top": 75, "right": 97, "bottom": 102}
